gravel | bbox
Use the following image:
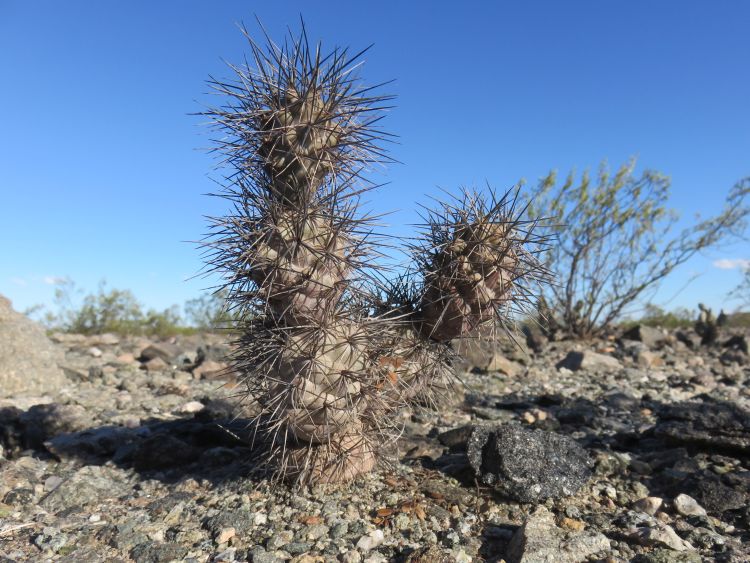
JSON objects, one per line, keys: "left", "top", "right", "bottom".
{"left": 0, "top": 325, "right": 748, "bottom": 561}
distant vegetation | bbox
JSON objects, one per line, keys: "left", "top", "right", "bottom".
{"left": 526, "top": 161, "right": 749, "bottom": 338}
{"left": 732, "top": 267, "right": 750, "bottom": 308}
{"left": 27, "top": 278, "right": 232, "bottom": 336}
{"left": 623, "top": 304, "right": 694, "bottom": 330}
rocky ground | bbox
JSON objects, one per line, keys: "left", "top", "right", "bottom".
{"left": 1, "top": 306, "right": 750, "bottom": 562}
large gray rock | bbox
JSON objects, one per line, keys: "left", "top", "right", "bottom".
{"left": 507, "top": 506, "right": 610, "bottom": 563}
{"left": 40, "top": 465, "right": 129, "bottom": 514}
{"left": 622, "top": 324, "right": 668, "bottom": 348}
{"left": 453, "top": 327, "right": 531, "bottom": 371}
{"left": 0, "top": 295, "right": 67, "bottom": 396}
{"left": 467, "top": 423, "right": 592, "bottom": 502}
{"left": 556, "top": 350, "right": 621, "bottom": 372}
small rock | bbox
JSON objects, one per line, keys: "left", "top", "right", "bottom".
{"left": 130, "top": 542, "right": 188, "bottom": 563}
{"left": 356, "top": 529, "right": 384, "bottom": 552}
{"left": 192, "top": 360, "right": 228, "bottom": 379}
{"left": 507, "top": 506, "right": 610, "bottom": 563}
{"left": 559, "top": 517, "right": 585, "bottom": 531}
{"left": 633, "top": 497, "right": 663, "bottom": 515}
{"left": 632, "top": 549, "right": 702, "bottom": 563}
{"left": 487, "top": 353, "right": 523, "bottom": 376}
{"left": 116, "top": 352, "right": 136, "bottom": 364}
{"left": 214, "top": 548, "right": 237, "bottom": 562}
{"left": 215, "top": 526, "right": 236, "bottom": 544}
{"left": 636, "top": 349, "right": 662, "bottom": 368}
{"left": 44, "top": 475, "right": 64, "bottom": 492}
{"left": 179, "top": 401, "right": 205, "bottom": 414}
{"left": 20, "top": 403, "right": 94, "bottom": 449}
{"left": 404, "top": 545, "right": 454, "bottom": 562}
{"left": 654, "top": 397, "right": 750, "bottom": 455}
{"left": 40, "top": 466, "right": 128, "bottom": 514}
{"left": 672, "top": 494, "right": 706, "bottom": 517}
{"left": 132, "top": 434, "right": 200, "bottom": 470}
{"left": 249, "top": 546, "right": 282, "bottom": 563}
{"left": 556, "top": 350, "right": 621, "bottom": 371}
{"left": 630, "top": 523, "right": 694, "bottom": 551}
{"left": 622, "top": 325, "right": 668, "bottom": 348}
{"left": 139, "top": 342, "right": 180, "bottom": 363}
{"left": 33, "top": 527, "right": 68, "bottom": 553}
{"left": 340, "top": 551, "right": 362, "bottom": 563}
{"left": 87, "top": 346, "right": 103, "bottom": 358}
{"left": 142, "top": 356, "right": 169, "bottom": 372}
{"left": 437, "top": 425, "right": 474, "bottom": 448}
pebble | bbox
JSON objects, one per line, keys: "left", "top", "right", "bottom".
{"left": 356, "top": 529, "right": 384, "bottom": 552}
{"left": 340, "top": 550, "right": 362, "bottom": 563}
{"left": 672, "top": 494, "right": 707, "bottom": 517}
{"left": 630, "top": 523, "right": 695, "bottom": 551}
{"left": 215, "top": 527, "right": 235, "bottom": 544}
{"left": 633, "top": 497, "right": 664, "bottom": 516}
{"left": 180, "top": 400, "right": 205, "bottom": 414}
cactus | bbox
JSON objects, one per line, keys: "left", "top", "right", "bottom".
{"left": 695, "top": 303, "right": 726, "bottom": 346}
{"left": 201, "top": 23, "right": 550, "bottom": 485}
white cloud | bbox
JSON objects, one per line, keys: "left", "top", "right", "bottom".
{"left": 43, "top": 276, "right": 67, "bottom": 285}
{"left": 713, "top": 258, "right": 750, "bottom": 271}
{"left": 10, "top": 277, "right": 28, "bottom": 287}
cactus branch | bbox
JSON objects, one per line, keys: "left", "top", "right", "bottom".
{"left": 200, "top": 22, "right": 550, "bottom": 485}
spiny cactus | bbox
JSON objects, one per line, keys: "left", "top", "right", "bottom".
{"left": 201, "top": 23, "right": 550, "bottom": 485}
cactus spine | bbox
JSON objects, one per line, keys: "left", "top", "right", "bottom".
{"left": 202, "top": 23, "right": 550, "bottom": 484}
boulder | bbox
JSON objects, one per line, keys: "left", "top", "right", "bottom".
{"left": 0, "top": 295, "right": 67, "bottom": 396}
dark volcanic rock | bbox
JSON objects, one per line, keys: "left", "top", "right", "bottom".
{"left": 20, "top": 403, "right": 94, "bottom": 450}
{"left": 678, "top": 473, "right": 748, "bottom": 514}
{"left": 139, "top": 342, "right": 181, "bottom": 363}
{"left": 522, "top": 325, "right": 549, "bottom": 354}
{"left": 723, "top": 334, "right": 749, "bottom": 355}
{"left": 132, "top": 434, "right": 201, "bottom": 470}
{"left": 467, "top": 423, "right": 593, "bottom": 502}
{"left": 654, "top": 397, "right": 750, "bottom": 455}
{"left": 437, "top": 425, "right": 474, "bottom": 449}
{"left": 675, "top": 330, "right": 702, "bottom": 349}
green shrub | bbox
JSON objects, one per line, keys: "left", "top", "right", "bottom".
{"left": 41, "top": 279, "right": 193, "bottom": 336}
{"left": 527, "top": 161, "right": 749, "bottom": 338}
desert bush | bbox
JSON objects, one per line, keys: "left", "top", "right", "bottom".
{"left": 620, "top": 304, "right": 693, "bottom": 331}
{"left": 42, "top": 279, "right": 190, "bottom": 336}
{"left": 730, "top": 265, "right": 750, "bottom": 307}
{"left": 527, "top": 160, "right": 750, "bottom": 338}
{"left": 184, "top": 289, "right": 234, "bottom": 330}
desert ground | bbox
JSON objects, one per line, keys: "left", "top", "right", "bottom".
{"left": 1, "top": 297, "right": 749, "bottom": 562}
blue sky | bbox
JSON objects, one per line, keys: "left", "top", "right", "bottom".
{"left": 1, "top": 1, "right": 748, "bottom": 318}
